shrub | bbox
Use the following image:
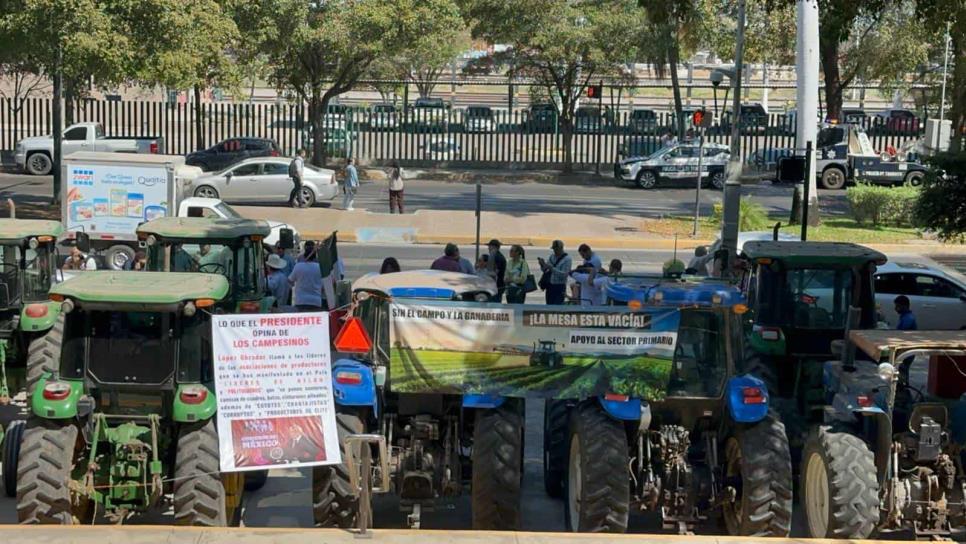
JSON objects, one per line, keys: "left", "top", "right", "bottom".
{"left": 711, "top": 198, "right": 770, "bottom": 231}
{"left": 847, "top": 183, "right": 918, "bottom": 227}
{"left": 914, "top": 151, "right": 966, "bottom": 242}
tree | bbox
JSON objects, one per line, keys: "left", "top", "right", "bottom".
{"left": 462, "top": 0, "right": 645, "bottom": 171}
{"left": 255, "top": 0, "right": 439, "bottom": 166}
{"left": 917, "top": 0, "right": 965, "bottom": 151}
{"left": 699, "top": 0, "right": 796, "bottom": 67}
{"left": 398, "top": 3, "right": 470, "bottom": 98}
{"left": 913, "top": 151, "right": 966, "bottom": 241}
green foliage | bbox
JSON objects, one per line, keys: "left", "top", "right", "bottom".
{"left": 697, "top": 0, "right": 795, "bottom": 65}
{"left": 913, "top": 152, "right": 966, "bottom": 242}
{"left": 846, "top": 183, "right": 918, "bottom": 227}
{"left": 711, "top": 198, "right": 769, "bottom": 231}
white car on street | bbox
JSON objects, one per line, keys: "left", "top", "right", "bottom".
{"left": 189, "top": 157, "right": 338, "bottom": 207}
{"left": 615, "top": 142, "right": 730, "bottom": 190}
{"left": 874, "top": 259, "right": 966, "bottom": 330}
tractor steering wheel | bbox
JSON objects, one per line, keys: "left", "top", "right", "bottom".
{"left": 198, "top": 262, "right": 226, "bottom": 275}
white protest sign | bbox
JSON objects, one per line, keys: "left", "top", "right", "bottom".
{"left": 212, "top": 312, "right": 340, "bottom": 472}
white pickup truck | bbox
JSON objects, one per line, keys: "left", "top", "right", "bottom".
{"left": 15, "top": 122, "right": 165, "bottom": 175}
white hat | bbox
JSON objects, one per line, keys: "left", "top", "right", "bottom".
{"left": 267, "top": 254, "right": 287, "bottom": 270}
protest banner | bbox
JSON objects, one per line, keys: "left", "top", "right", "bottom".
{"left": 389, "top": 302, "right": 686, "bottom": 400}
{"left": 212, "top": 312, "right": 341, "bottom": 472}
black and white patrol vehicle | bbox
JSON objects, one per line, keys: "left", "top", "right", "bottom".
{"left": 615, "top": 142, "right": 730, "bottom": 190}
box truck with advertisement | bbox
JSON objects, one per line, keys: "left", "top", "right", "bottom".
{"left": 61, "top": 152, "right": 299, "bottom": 269}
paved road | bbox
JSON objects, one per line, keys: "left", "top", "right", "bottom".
{"left": 0, "top": 169, "right": 848, "bottom": 220}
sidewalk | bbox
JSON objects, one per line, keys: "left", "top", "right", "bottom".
{"left": 234, "top": 205, "right": 966, "bottom": 255}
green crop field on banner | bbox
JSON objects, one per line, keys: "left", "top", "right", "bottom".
{"left": 388, "top": 302, "right": 683, "bottom": 400}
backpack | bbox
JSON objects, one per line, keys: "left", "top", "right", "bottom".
{"left": 288, "top": 158, "right": 299, "bottom": 178}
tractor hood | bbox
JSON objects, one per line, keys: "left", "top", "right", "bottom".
{"left": 50, "top": 271, "right": 229, "bottom": 305}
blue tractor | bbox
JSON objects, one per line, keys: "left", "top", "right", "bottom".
{"left": 801, "top": 329, "right": 966, "bottom": 539}
{"left": 314, "top": 270, "right": 524, "bottom": 530}
{"left": 544, "top": 279, "right": 793, "bottom": 536}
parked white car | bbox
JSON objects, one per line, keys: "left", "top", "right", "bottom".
{"left": 874, "top": 259, "right": 966, "bottom": 330}
{"left": 189, "top": 157, "right": 338, "bottom": 207}
{"left": 177, "top": 197, "right": 300, "bottom": 250}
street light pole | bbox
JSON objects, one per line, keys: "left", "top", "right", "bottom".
{"left": 795, "top": 0, "right": 820, "bottom": 226}
{"left": 940, "top": 21, "right": 951, "bottom": 120}
{"left": 718, "top": 0, "right": 746, "bottom": 277}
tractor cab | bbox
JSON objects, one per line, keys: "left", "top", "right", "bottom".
{"left": 138, "top": 217, "right": 272, "bottom": 312}
{"left": 0, "top": 219, "right": 64, "bottom": 325}
{"left": 740, "top": 241, "right": 885, "bottom": 361}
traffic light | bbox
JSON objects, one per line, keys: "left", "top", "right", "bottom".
{"left": 586, "top": 84, "right": 603, "bottom": 99}
{"left": 692, "top": 109, "right": 712, "bottom": 128}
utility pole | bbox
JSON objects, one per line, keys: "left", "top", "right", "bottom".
{"left": 795, "top": 0, "right": 820, "bottom": 226}
{"left": 52, "top": 43, "right": 63, "bottom": 204}
{"left": 940, "top": 21, "right": 951, "bottom": 120}
{"left": 718, "top": 0, "right": 746, "bottom": 277}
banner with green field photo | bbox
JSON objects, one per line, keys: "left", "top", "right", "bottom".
{"left": 388, "top": 302, "right": 681, "bottom": 400}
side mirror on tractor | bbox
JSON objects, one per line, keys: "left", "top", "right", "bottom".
{"left": 75, "top": 232, "right": 91, "bottom": 253}
{"left": 278, "top": 228, "right": 295, "bottom": 250}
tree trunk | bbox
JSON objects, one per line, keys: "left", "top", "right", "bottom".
{"left": 668, "top": 32, "right": 684, "bottom": 139}
{"left": 819, "top": 39, "right": 843, "bottom": 122}
{"left": 193, "top": 85, "right": 205, "bottom": 151}
{"left": 63, "top": 79, "right": 76, "bottom": 126}
{"left": 310, "top": 88, "right": 324, "bottom": 167}
{"left": 561, "top": 119, "right": 574, "bottom": 173}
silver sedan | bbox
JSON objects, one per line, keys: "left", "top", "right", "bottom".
{"left": 189, "top": 157, "right": 338, "bottom": 207}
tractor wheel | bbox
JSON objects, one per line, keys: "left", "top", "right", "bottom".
{"left": 543, "top": 399, "right": 570, "bottom": 498}
{"left": 472, "top": 400, "right": 524, "bottom": 530}
{"left": 564, "top": 402, "right": 629, "bottom": 533}
{"left": 313, "top": 412, "right": 364, "bottom": 528}
{"left": 25, "top": 313, "right": 65, "bottom": 396}
{"left": 800, "top": 426, "right": 878, "bottom": 539}
{"left": 244, "top": 469, "right": 269, "bottom": 492}
{"left": 17, "top": 420, "right": 79, "bottom": 524}
{"left": 4, "top": 419, "right": 25, "bottom": 498}
{"left": 722, "top": 411, "right": 793, "bottom": 537}
{"left": 174, "top": 419, "right": 233, "bottom": 527}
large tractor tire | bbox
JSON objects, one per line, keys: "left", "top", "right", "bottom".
{"left": 800, "top": 426, "right": 878, "bottom": 539}
{"left": 472, "top": 401, "right": 524, "bottom": 530}
{"left": 16, "top": 421, "right": 79, "bottom": 524}
{"left": 4, "top": 419, "right": 25, "bottom": 497}
{"left": 25, "top": 314, "right": 65, "bottom": 396}
{"left": 174, "top": 419, "right": 234, "bottom": 527}
{"left": 543, "top": 399, "right": 570, "bottom": 498}
{"left": 722, "top": 411, "right": 793, "bottom": 537}
{"left": 313, "top": 412, "right": 364, "bottom": 528}
{"left": 564, "top": 402, "right": 629, "bottom": 533}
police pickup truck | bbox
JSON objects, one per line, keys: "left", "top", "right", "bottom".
{"left": 814, "top": 123, "right": 926, "bottom": 189}
{"left": 614, "top": 142, "right": 730, "bottom": 190}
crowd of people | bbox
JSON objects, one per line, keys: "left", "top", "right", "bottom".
{"left": 423, "top": 239, "right": 622, "bottom": 306}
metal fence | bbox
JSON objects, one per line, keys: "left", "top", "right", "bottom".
{"left": 0, "top": 97, "right": 936, "bottom": 169}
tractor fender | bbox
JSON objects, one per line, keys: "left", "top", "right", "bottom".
{"left": 173, "top": 384, "right": 217, "bottom": 423}
{"left": 462, "top": 393, "right": 505, "bottom": 409}
{"left": 596, "top": 396, "right": 642, "bottom": 421}
{"left": 726, "top": 375, "right": 770, "bottom": 423}
{"left": 19, "top": 301, "right": 61, "bottom": 334}
{"left": 333, "top": 359, "right": 378, "bottom": 415}
{"left": 30, "top": 377, "right": 83, "bottom": 419}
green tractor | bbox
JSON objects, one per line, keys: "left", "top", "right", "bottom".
{"left": 0, "top": 219, "right": 65, "bottom": 497}
{"left": 737, "top": 241, "right": 885, "bottom": 458}
{"left": 18, "top": 271, "right": 247, "bottom": 525}
{"left": 137, "top": 217, "right": 278, "bottom": 312}
{"left": 530, "top": 340, "right": 564, "bottom": 368}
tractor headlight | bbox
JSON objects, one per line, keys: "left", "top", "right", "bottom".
{"left": 146, "top": 234, "right": 158, "bottom": 247}
{"left": 877, "top": 362, "right": 896, "bottom": 382}
{"left": 61, "top": 299, "right": 75, "bottom": 314}
{"left": 28, "top": 237, "right": 39, "bottom": 250}
{"left": 183, "top": 301, "right": 197, "bottom": 317}
{"left": 474, "top": 293, "right": 490, "bottom": 303}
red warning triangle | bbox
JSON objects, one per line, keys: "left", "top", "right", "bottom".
{"left": 334, "top": 316, "right": 373, "bottom": 354}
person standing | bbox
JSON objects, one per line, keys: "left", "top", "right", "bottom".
{"left": 63, "top": 246, "right": 97, "bottom": 271}
{"left": 388, "top": 161, "right": 405, "bottom": 214}
{"left": 343, "top": 158, "right": 359, "bottom": 210}
{"left": 505, "top": 245, "right": 530, "bottom": 304}
{"left": 288, "top": 241, "right": 324, "bottom": 311}
{"left": 894, "top": 295, "right": 918, "bottom": 330}
{"left": 289, "top": 149, "right": 306, "bottom": 208}
{"left": 123, "top": 250, "right": 147, "bottom": 271}
{"left": 430, "top": 243, "right": 462, "bottom": 272}
{"left": 380, "top": 257, "right": 401, "bottom": 274}
{"left": 275, "top": 243, "right": 296, "bottom": 277}
{"left": 660, "top": 130, "right": 677, "bottom": 149}
{"left": 538, "top": 240, "right": 571, "bottom": 305}
{"left": 266, "top": 254, "right": 292, "bottom": 306}
{"left": 488, "top": 239, "right": 507, "bottom": 302}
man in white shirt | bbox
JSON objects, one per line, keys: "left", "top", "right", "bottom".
{"left": 572, "top": 259, "right": 622, "bottom": 306}
{"left": 289, "top": 149, "right": 306, "bottom": 208}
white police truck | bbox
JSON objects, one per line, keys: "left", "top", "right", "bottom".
{"left": 615, "top": 142, "right": 730, "bottom": 190}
